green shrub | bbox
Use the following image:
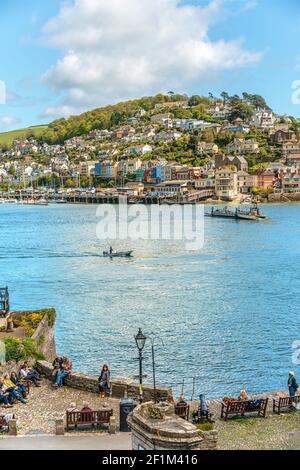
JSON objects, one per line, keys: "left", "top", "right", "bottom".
{"left": 3, "top": 337, "right": 25, "bottom": 362}
{"left": 13, "top": 308, "right": 56, "bottom": 336}
{"left": 3, "top": 336, "right": 44, "bottom": 362}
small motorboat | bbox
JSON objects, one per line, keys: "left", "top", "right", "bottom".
{"left": 103, "top": 250, "right": 133, "bottom": 258}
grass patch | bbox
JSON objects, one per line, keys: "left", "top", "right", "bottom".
{"left": 196, "top": 422, "right": 214, "bottom": 431}
{"left": 0, "top": 125, "right": 48, "bottom": 146}
{"left": 225, "top": 417, "right": 257, "bottom": 427}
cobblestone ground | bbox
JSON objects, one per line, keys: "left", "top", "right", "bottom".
{"left": 2, "top": 384, "right": 300, "bottom": 449}
{"left": 0, "top": 379, "right": 120, "bottom": 436}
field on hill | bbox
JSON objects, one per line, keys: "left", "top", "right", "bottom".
{"left": 0, "top": 125, "right": 48, "bottom": 146}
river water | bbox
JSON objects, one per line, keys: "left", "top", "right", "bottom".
{"left": 0, "top": 203, "right": 299, "bottom": 398}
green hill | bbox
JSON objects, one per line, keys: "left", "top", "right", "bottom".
{"left": 0, "top": 125, "right": 48, "bottom": 146}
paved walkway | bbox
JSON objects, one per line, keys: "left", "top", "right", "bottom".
{"left": 0, "top": 433, "right": 131, "bottom": 450}
{"left": 0, "top": 379, "right": 120, "bottom": 435}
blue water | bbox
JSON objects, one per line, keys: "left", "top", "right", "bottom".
{"left": 0, "top": 203, "right": 299, "bottom": 398}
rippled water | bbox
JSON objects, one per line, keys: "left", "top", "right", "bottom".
{"left": 0, "top": 203, "right": 299, "bottom": 398}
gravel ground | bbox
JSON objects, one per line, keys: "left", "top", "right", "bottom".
{"left": 0, "top": 379, "right": 120, "bottom": 436}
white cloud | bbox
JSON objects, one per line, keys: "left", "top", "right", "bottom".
{"left": 41, "top": 0, "right": 262, "bottom": 118}
{"left": 0, "top": 116, "right": 21, "bottom": 130}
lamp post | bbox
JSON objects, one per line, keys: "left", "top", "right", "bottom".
{"left": 147, "top": 334, "right": 164, "bottom": 404}
{"left": 135, "top": 328, "right": 147, "bottom": 403}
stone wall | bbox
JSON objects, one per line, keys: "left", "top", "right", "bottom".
{"left": 31, "top": 314, "right": 56, "bottom": 362}
{"left": 127, "top": 402, "right": 218, "bottom": 450}
{"left": 0, "top": 310, "right": 56, "bottom": 374}
{"left": 268, "top": 193, "right": 300, "bottom": 203}
{"left": 36, "top": 360, "right": 172, "bottom": 402}
{"left": 10, "top": 310, "right": 57, "bottom": 362}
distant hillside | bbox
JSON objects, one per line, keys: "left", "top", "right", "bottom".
{"left": 0, "top": 91, "right": 272, "bottom": 147}
{"left": 41, "top": 94, "right": 193, "bottom": 145}
{"left": 39, "top": 92, "right": 271, "bottom": 145}
{"left": 0, "top": 125, "right": 48, "bottom": 146}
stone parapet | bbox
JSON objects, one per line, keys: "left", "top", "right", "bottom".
{"left": 36, "top": 360, "right": 172, "bottom": 402}
{"left": 127, "top": 402, "right": 218, "bottom": 450}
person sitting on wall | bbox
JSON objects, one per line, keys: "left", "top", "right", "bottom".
{"left": 53, "top": 356, "right": 72, "bottom": 387}
{"left": 52, "top": 357, "right": 63, "bottom": 382}
{"left": 10, "top": 372, "right": 27, "bottom": 398}
{"left": 23, "top": 362, "right": 41, "bottom": 382}
{"left": 0, "top": 385, "right": 13, "bottom": 408}
{"left": 98, "top": 364, "right": 111, "bottom": 400}
{"left": 19, "top": 365, "right": 40, "bottom": 387}
{"left": 0, "top": 376, "right": 27, "bottom": 404}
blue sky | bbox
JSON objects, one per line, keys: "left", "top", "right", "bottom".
{"left": 1, "top": 0, "right": 300, "bottom": 131}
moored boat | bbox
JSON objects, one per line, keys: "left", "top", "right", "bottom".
{"left": 206, "top": 205, "right": 267, "bottom": 221}
{"left": 206, "top": 207, "right": 236, "bottom": 219}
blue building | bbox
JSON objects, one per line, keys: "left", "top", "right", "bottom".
{"left": 151, "top": 166, "right": 163, "bottom": 182}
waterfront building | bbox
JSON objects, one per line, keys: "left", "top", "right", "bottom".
{"left": 281, "top": 174, "right": 300, "bottom": 193}
{"left": 78, "top": 160, "right": 95, "bottom": 177}
{"left": 255, "top": 171, "right": 276, "bottom": 188}
{"left": 194, "top": 172, "right": 215, "bottom": 191}
{"left": 215, "top": 168, "right": 238, "bottom": 201}
{"left": 119, "top": 158, "right": 142, "bottom": 175}
{"left": 154, "top": 180, "right": 190, "bottom": 196}
{"left": 237, "top": 171, "right": 258, "bottom": 194}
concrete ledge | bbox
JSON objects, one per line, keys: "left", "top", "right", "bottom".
{"left": 36, "top": 360, "right": 172, "bottom": 402}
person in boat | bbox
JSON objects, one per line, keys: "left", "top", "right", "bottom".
{"left": 109, "top": 246, "right": 113, "bottom": 255}
{"left": 98, "top": 364, "right": 111, "bottom": 399}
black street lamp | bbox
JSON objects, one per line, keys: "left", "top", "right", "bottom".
{"left": 135, "top": 328, "right": 147, "bottom": 402}
{"left": 147, "top": 334, "right": 164, "bottom": 404}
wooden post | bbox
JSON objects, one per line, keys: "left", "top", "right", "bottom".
{"left": 8, "top": 419, "right": 17, "bottom": 436}
{"left": 109, "top": 416, "right": 116, "bottom": 434}
{"left": 55, "top": 418, "right": 65, "bottom": 435}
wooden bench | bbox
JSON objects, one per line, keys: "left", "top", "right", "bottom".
{"left": 66, "top": 409, "right": 113, "bottom": 430}
{"left": 273, "top": 395, "right": 300, "bottom": 414}
{"left": 221, "top": 398, "right": 268, "bottom": 421}
{"left": 174, "top": 403, "right": 190, "bottom": 421}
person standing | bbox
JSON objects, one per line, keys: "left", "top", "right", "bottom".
{"left": 288, "top": 371, "right": 298, "bottom": 397}
{"left": 98, "top": 364, "right": 111, "bottom": 399}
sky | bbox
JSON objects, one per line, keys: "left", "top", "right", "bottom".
{"left": 1, "top": 0, "right": 300, "bottom": 131}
